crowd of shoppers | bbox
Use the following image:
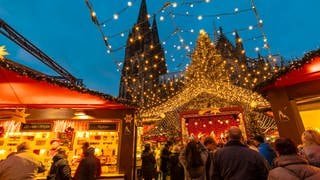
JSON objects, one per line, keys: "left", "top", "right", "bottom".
{"left": 0, "top": 140, "right": 102, "bottom": 180}
{"left": 141, "top": 127, "right": 320, "bottom": 180}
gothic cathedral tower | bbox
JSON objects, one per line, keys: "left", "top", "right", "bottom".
{"left": 119, "top": 0, "right": 167, "bottom": 106}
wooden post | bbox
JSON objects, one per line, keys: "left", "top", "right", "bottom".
{"left": 267, "top": 88, "right": 304, "bottom": 145}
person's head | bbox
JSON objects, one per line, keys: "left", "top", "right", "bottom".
{"left": 17, "top": 141, "right": 31, "bottom": 152}
{"left": 166, "top": 140, "right": 173, "bottom": 147}
{"left": 57, "top": 148, "right": 68, "bottom": 158}
{"left": 204, "top": 136, "right": 217, "bottom": 151}
{"left": 172, "top": 145, "right": 181, "bottom": 153}
{"left": 301, "top": 130, "right": 320, "bottom": 146}
{"left": 228, "top": 126, "right": 242, "bottom": 141}
{"left": 274, "top": 137, "right": 298, "bottom": 156}
{"left": 144, "top": 143, "right": 151, "bottom": 151}
{"left": 82, "top": 142, "right": 90, "bottom": 153}
{"left": 253, "top": 135, "right": 265, "bottom": 146}
{"left": 50, "top": 139, "right": 61, "bottom": 150}
{"left": 86, "top": 147, "right": 95, "bottom": 156}
{"left": 83, "top": 146, "right": 95, "bottom": 157}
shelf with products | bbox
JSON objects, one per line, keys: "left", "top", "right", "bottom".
{"left": 0, "top": 132, "right": 53, "bottom": 160}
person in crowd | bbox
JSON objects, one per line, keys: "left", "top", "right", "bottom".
{"left": 49, "top": 139, "right": 62, "bottom": 157}
{"left": 268, "top": 137, "right": 320, "bottom": 180}
{"left": 204, "top": 136, "right": 217, "bottom": 180}
{"left": 74, "top": 147, "right": 98, "bottom": 180}
{"left": 212, "top": 126, "right": 269, "bottom": 180}
{"left": 169, "top": 145, "right": 184, "bottom": 180}
{"left": 301, "top": 129, "right": 320, "bottom": 167}
{"left": 81, "top": 142, "right": 102, "bottom": 177}
{"left": 179, "top": 139, "right": 208, "bottom": 180}
{"left": 47, "top": 148, "right": 72, "bottom": 180}
{"left": 141, "top": 143, "right": 156, "bottom": 180}
{"left": 246, "top": 139, "right": 259, "bottom": 151}
{"left": 253, "top": 135, "right": 277, "bottom": 167}
{"left": 160, "top": 140, "right": 173, "bottom": 180}
{"left": 0, "top": 141, "right": 45, "bottom": 179}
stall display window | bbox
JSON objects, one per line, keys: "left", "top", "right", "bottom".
{"left": 73, "top": 131, "right": 119, "bottom": 174}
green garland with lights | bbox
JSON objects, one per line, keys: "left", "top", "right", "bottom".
{"left": 255, "top": 48, "right": 320, "bottom": 92}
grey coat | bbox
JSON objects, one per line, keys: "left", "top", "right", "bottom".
{"left": 268, "top": 155, "right": 320, "bottom": 180}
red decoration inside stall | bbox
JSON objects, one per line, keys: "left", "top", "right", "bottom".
{"left": 185, "top": 115, "right": 239, "bottom": 143}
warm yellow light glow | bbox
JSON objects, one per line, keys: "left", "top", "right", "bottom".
{"left": 300, "top": 110, "right": 320, "bottom": 130}
{"left": 0, "top": 45, "right": 9, "bottom": 59}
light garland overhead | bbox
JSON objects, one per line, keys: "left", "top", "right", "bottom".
{"left": 84, "top": 0, "right": 275, "bottom": 73}
{"left": 141, "top": 30, "right": 269, "bottom": 118}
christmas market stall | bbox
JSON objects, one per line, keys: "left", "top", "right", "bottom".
{"left": 0, "top": 57, "right": 136, "bottom": 180}
{"left": 257, "top": 48, "right": 320, "bottom": 144}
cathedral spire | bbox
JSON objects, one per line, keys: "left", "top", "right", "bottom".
{"left": 151, "top": 15, "right": 160, "bottom": 44}
{"left": 234, "top": 30, "right": 246, "bottom": 60}
{"left": 137, "top": 0, "right": 150, "bottom": 30}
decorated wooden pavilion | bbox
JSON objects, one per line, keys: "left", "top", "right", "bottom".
{"left": 140, "top": 31, "right": 275, "bottom": 144}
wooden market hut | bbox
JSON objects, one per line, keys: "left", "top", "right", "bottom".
{"left": 0, "top": 58, "right": 137, "bottom": 180}
{"left": 257, "top": 48, "right": 320, "bottom": 144}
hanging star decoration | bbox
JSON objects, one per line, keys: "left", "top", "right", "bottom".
{"left": 0, "top": 45, "right": 9, "bottom": 60}
{"left": 0, "top": 108, "right": 30, "bottom": 123}
{"left": 124, "top": 114, "right": 133, "bottom": 123}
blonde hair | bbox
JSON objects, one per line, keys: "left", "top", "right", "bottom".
{"left": 302, "top": 130, "right": 320, "bottom": 146}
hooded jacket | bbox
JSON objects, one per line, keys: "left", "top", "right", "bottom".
{"left": 268, "top": 155, "right": 320, "bottom": 180}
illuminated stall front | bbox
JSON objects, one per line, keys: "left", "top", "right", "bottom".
{"left": 0, "top": 58, "right": 136, "bottom": 180}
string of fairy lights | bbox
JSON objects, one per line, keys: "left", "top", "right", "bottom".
{"left": 84, "top": 0, "right": 281, "bottom": 108}
{"left": 84, "top": 0, "right": 277, "bottom": 72}
{"left": 141, "top": 30, "right": 269, "bottom": 118}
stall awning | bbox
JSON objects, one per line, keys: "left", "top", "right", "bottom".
{"left": 270, "top": 56, "right": 320, "bottom": 88}
{"left": 0, "top": 60, "right": 131, "bottom": 109}
{"left": 261, "top": 49, "right": 320, "bottom": 92}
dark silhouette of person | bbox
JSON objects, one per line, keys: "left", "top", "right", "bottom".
{"left": 213, "top": 126, "right": 269, "bottom": 180}
{"left": 141, "top": 143, "right": 156, "bottom": 180}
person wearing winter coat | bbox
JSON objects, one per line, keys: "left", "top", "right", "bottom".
{"left": 253, "top": 135, "right": 277, "bottom": 167}
{"left": 0, "top": 141, "right": 45, "bottom": 180}
{"left": 74, "top": 147, "right": 98, "bottom": 180}
{"left": 141, "top": 143, "right": 156, "bottom": 180}
{"left": 169, "top": 145, "right": 184, "bottom": 180}
{"left": 47, "top": 148, "right": 72, "bottom": 180}
{"left": 204, "top": 136, "right": 217, "bottom": 180}
{"left": 213, "top": 127, "right": 269, "bottom": 180}
{"left": 160, "top": 141, "right": 173, "bottom": 180}
{"left": 268, "top": 137, "right": 320, "bottom": 180}
{"left": 301, "top": 130, "right": 320, "bottom": 167}
{"left": 179, "top": 139, "right": 208, "bottom": 180}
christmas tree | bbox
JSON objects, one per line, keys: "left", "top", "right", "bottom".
{"left": 186, "top": 30, "right": 227, "bottom": 83}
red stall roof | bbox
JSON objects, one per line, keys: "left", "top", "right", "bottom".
{"left": 0, "top": 58, "right": 132, "bottom": 109}
{"left": 259, "top": 49, "right": 320, "bottom": 92}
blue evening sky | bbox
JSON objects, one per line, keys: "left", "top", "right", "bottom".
{"left": 0, "top": 0, "right": 319, "bottom": 96}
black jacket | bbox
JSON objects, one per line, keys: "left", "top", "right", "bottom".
{"left": 213, "top": 140, "right": 269, "bottom": 180}
{"left": 160, "top": 145, "right": 171, "bottom": 172}
{"left": 48, "top": 154, "right": 72, "bottom": 180}
{"left": 169, "top": 152, "right": 184, "bottom": 180}
{"left": 141, "top": 150, "right": 156, "bottom": 179}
